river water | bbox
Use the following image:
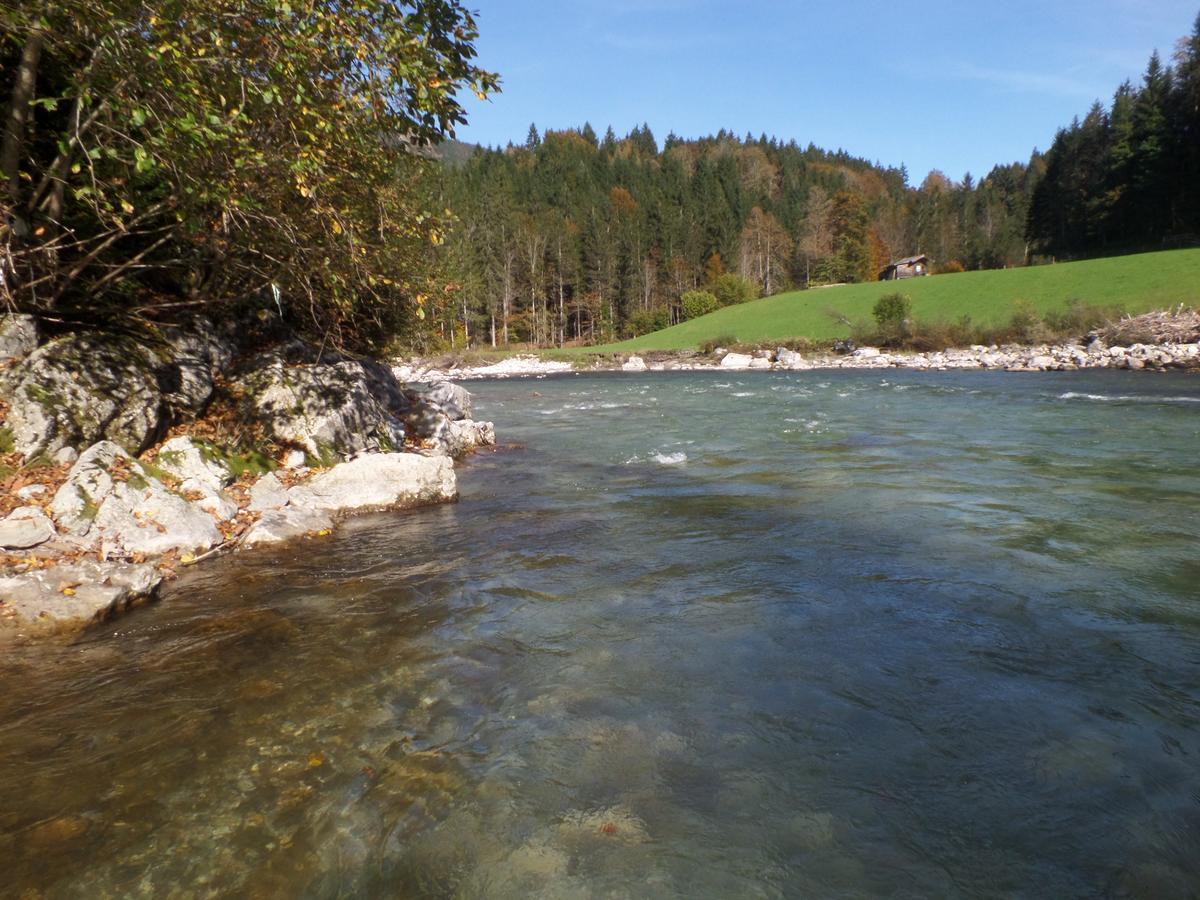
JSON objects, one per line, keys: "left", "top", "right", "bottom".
{"left": 2, "top": 370, "right": 1199, "bottom": 898}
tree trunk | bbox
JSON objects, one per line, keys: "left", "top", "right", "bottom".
{"left": 3, "top": 27, "right": 46, "bottom": 213}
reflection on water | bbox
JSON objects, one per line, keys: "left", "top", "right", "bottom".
{"left": 2, "top": 370, "right": 1199, "bottom": 898}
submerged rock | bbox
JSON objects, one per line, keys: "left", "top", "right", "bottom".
{"left": 241, "top": 506, "right": 334, "bottom": 547}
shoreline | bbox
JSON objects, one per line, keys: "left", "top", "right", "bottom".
{"left": 0, "top": 317, "right": 497, "bottom": 642}
{"left": 396, "top": 337, "right": 1200, "bottom": 382}
{"left": 4, "top": 312, "right": 1196, "bottom": 641}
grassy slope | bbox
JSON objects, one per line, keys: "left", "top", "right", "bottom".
{"left": 599, "top": 248, "right": 1200, "bottom": 352}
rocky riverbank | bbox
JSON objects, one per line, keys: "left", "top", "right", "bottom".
{"left": 397, "top": 310, "right": 1200, "bottom": 379}
{"left": 0, "top": 314, "right": 495, "bottom": 640}
{"left": 399, "top": 338, "right": 1200, "bottom": 381}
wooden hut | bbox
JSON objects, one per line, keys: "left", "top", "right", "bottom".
{"left": 879, "top": 255, "right": 930, "bottom": 281}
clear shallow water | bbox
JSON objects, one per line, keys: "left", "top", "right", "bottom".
{"left": 2, "top": 370, "right": 1200, "bottom": 898}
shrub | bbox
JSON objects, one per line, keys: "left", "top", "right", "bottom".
{"left": 629, "top": 308, "right": 670, "bottom": 335}
{"left": 871, "top": 292, "right": 912, "bottom": 345}
{"left": 935, "top": 259, "right": 966, "bottom": 274}
{"left": 709, "top": 274, "right": 759, "bottom": 307}
{"left": 873, "top": 292, "right": 912, "bottom": 329}
{"left": 681, "top": 290, "right": 719, "bottom": 320}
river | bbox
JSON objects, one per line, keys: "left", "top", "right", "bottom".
{"left": 2, "top": 370, "right": 1199, "bottom": 898}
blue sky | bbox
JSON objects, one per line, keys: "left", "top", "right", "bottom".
{"left": 455, "top": 0, "right": 1199, "bottom": 184}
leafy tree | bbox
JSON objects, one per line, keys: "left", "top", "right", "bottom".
{"left": 0, "top": 0, "right": 496, "bottom": 349}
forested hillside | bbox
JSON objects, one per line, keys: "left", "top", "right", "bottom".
{"left": 1027, "top": 15, "right": 1200, "bottom": 258}
{"left": 434, "top": 12, "right": 1200, "bottom": 350}
{"left": 435, "top": 128, "right": 1040, "bottom": 347}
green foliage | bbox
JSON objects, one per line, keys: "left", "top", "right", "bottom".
{"left": 709, "top": 274, "right": 759, "bottom": 308}
{"left": 597, "top": 248, "right": 1197, "bottom": 351}
{"left": 871, "top": 292, "right": 912, "bottom": 346}
{"left": 681, "top": 290, "right": 719, "bottom": 320}
{"left": 0, "top": 426, "right": 14, "bottom": 455}
{"left": 1027, "top": 15, "right": 1200, "bottom": 256}
{"left": 0, "top": 0, "right": 497, "bottom": 350}
{"left": 195, "top": 438, "right": 276, "bottom": 479}
{"left": 629, "top": 307, "right": 670, "bottom": 335}
{"left": 872, "top": 292, "right": 912, "bottom": 328}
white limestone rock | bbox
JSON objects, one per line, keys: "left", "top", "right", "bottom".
{"left": 622, "top": 356, "right": 648, "bottom": 372}
{"left": 286, "top": 453, "right": 456, "bottom": 515}
{"left": 0, "top": 507, "right": 56, "bottom": 549}
{"left": 0, "top": 560, "right": 162, "bottom": 634}
{"left": 241, "top": 507, "right": 334, "bottom": 547}
{"left": 51, "top": 441, "right": 221, "bottom": 556}
{"left": 0, "top": 314, "right": 38, "bottom": 361}
{"left": 719, "top": 352, "right": 754, "bottom": 369}
{"left": 247, "top": 471, "right": 290, "bottom": 512}
{"left": 408, "top": 381, "right": 473, "bottom": 420}
{"left": 235, "top": 351, "right": 408, "bottom": 459}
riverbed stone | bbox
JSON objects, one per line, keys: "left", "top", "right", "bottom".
{"left": 241, "top": 507, "right": 334, "bottom": 547}
{"left": 0, "top": 560, "right": 162, "bottom": 634}
{"left": 622, "top": 355, "right": 648, "bottom": 372}
{"left": 51, "top": 441, "right": 221, "bottom": 556}
{"left": 719, "top": 352, "right": 754, "bottom": 369}
{"left": 424, "top": 417, "right": 497, "bottom": 458}
{"left": 0, "top": 507, "right": 55, "bottom": 549}
{"left": 0, "top": 314, "right": 38, "bottom": 361}
{"left": 286, "top": 453, "right": 456, "bottom": 514}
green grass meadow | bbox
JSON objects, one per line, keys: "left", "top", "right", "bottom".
{"left": 600, "top": 248, "right": 1200, "bottom": 352}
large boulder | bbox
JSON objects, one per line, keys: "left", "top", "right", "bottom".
{"left": 0, "top": 321, "right": 233, "bottom": 459}
{"left": 51, "top": 441, "right": 222, "bottom": 557}
{"left": 1, "top": 335, "right": 168, "bottom": 458}
{"left": 158, "top": 318, "right": 236, "bottom": 417}
{"left": 286, "top": 453, "right": 456, "bottom": 514}
{"left": 720, "top": 352, "right": 754, "bottom": 369}
{"left": 233, "top": 346, "right": 411, "bottom": 460}
{"left": 406, "top": 381, "right": 473, "bottom": 420}
{"left": 0, "top": 314, "right": 37, "bottom": 362}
